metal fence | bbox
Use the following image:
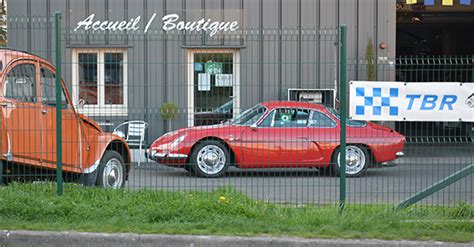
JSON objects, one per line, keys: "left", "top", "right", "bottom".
{"left": 0, "top": 14, "right": 472, "bottom": 211}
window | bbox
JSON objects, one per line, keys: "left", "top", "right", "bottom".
{"left": 308, "top": 111, "right": 336, "bottom": 128}
{"left": 78, "top": 53, "right": 98, "bottom": 105}
{"left": 104, "top": 53, "right": 124, "bottom": 105}
{"left": 260, "top": 108, "right": 310, "bottom": 128}
{"left": 40, "top": 67, "right": 68, "bottom": 107}
{"left": 4, "top": 63, "right": 37, "bottom": 103}
{"left": 72, "top": 49, "right": 127, "bottom": 116}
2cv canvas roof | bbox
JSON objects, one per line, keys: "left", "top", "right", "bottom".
{"left": 0, "top": 48, "right": 54, "bottom": 75}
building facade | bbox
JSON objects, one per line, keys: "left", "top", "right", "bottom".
{"left": 8, "top": 0, "right": 396, "bottom": 142}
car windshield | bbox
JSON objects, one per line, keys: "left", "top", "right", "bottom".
{"left": 325, "top": 106, "right": 366, "bottom": 127}
{"left": 231, "top": 104, "right": 267, "bottom": 125}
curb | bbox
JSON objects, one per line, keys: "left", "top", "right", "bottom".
{"left": 1, "top": 230, "right": 472, "bottom": 247}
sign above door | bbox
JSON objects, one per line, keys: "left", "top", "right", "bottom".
{"left": 73, "top": 13, "right": 239, "bottom": 37}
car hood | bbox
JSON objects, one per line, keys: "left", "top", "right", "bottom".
{"left": 153, "top": 124, "right": 245, "bottom": 147}
{"left": 78, "top": 113, "right": 103, "bottom": 132}
{"left": 189, "top": 124, "right": 225, "bottom": 130}
{"left": 178, "top": 124, "right": 228, "bottom": 133}
{"left": 173, "top": 123, "right": 246, "bottom": 136}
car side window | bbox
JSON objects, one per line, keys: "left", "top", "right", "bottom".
{"left": 308, "top": 111, "right": 336, "bottom": 128}
{"left": 260, "top": 108, "right": 310, "bottom": 128}
{"left": 40, "top": 67, "right": 68, "bottom": 107}
{"left": 4, "top": 63, "right": 37, "bottom": 103}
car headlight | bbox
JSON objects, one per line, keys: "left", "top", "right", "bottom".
{"left": 162, "top": 130, "right": 179, "bottom": 139}
{"left": 156, "top": 134, "right": 186, "bottom": 150}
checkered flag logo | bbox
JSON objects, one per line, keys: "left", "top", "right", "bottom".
{"left": 355, "top": 87, "right": 399, "bottom": 116}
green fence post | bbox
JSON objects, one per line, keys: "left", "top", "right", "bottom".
{"left": 55, "top": 12, "right": 63, "bottom": 196}
{"left": 339, "top": 25, "right": 347, "bottom": 212}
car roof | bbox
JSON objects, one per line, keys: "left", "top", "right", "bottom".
{"left": 259, "top": 101, "right": 329, "bottom": 111}
{"left": 0, "top": 48, "right": 53, "bottom": 73}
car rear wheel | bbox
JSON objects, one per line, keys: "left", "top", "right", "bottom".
{"left": 191, "top": 140, "right": 230, "bottom": 178}
{"left": 332, "top": 145, "right": 369, "bottom": 177}
{"left": 96, "top": 150, "right": 126, "bottom": 188}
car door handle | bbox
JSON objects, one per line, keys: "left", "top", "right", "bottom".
{"left": 0, "top": 102, "right": 9, "bottom": 107}
{"left": 228, "top": 135, "right": 239, "bottom": 141}
{"left": 41, "top": 109, "right": 49, "bottom": 114}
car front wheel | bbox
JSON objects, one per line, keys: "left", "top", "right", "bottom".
{"left": 191, "top": 140, "right": 230, "bottom": 178}
{"left": 96, "top": 150, "right": 126, "bottom": 188}
{"left": 332, "top": 145, "right": 369, "bottom": 177}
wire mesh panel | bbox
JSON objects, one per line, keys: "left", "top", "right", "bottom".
{"left": 2, "top": 14, "right": 472, "bottom": 211}
{"left": 1, "top": 17, "right": 62, "bottom": 186}
{"left": 3, "top": 15, "right": 344, "bottom": 205}
{"left": 115, "top": 28, "right": 342, "bottom": 204}
{"left": 346, "top": 57, "right": 474, "bottom": 207}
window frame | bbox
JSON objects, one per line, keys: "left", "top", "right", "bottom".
{"left": 258, "top": 108, "right": 311, "bottom": 128}
{"left": 308, "top": 110, "right": 337, "bottom": 128}
{"left": 39, "top": 66, "right": 69, "bottom": 108}
{"left": 3, "top": 61, "right": 38, "bottom": 103}
{"left": 72, "top": 48, "right": 128, "bottom": 116}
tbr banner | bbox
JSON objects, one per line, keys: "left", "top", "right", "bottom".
{"left": 349, "top": 81, "right": 474, "bottom": 122}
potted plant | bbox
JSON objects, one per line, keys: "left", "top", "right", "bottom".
{"left": 160, "top": 102, "right": 179, "bottom": 132}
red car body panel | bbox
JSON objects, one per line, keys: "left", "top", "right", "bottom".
{"left": 149, "top": 101, "right": 405, "bottom": 169}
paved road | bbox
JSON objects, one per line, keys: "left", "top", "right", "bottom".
{"left": 126, "top": 144, "right": 473, "bottom": 204}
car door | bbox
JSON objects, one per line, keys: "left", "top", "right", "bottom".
{"left": 1, "top": 61, "right": 43, "bottom": 164}
{"left": 239, "top": 108, "right": 318, "bottom": 168}
{"left": 307, "top": 110, "right": 339, "bottom": 164}
{"left": 39, "top": 65, "right": 82, "bottom": 171}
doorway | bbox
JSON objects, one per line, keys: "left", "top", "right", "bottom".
{"left": 396, "top": 3, "right": 474, "bottom": 142}
{"left": 187, "top": 49, "right": 240, "bottom": 127}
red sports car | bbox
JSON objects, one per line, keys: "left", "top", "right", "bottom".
{"left": 146, "top": 101, "right": 405, "bottom": 177}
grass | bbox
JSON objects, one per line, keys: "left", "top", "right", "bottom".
{"left": 0, "top": 183, "right": 472, "bottom": 243}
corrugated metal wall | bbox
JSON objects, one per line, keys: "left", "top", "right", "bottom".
{"left": 8, "top": 0, "right": 396, "bottom": 142}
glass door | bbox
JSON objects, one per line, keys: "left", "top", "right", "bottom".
{"left": 192, "top": 52, "right": 235, "bottom": 126}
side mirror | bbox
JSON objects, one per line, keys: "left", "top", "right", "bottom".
{"left": 250, "top": 123, "right": 258, "bottom": 130}
{"left": 78, "top": 99, "right": 85, "bottom": 109}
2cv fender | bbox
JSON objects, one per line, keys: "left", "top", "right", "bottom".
{"left": 77, "top": 114, "right": 132, "bottom": 188}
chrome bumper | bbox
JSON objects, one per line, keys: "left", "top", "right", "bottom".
{"left": 145, "top": 149, "right": 188, "bottom": 162}
{"left": 378, "top": 151, "right": 405, "bottom": 168}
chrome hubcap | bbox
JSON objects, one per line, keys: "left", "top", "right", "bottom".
{"left": 203, "top": 152, "right": 219, "bottom": 166}
{"left": 196, "top": 145, "right": 226, "bottom": 175}
{"left": 103, "top": 158, "right": 123, "bottom": 188}
{"left": 337, "top": 146, "right": 366, "bottom": 175}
